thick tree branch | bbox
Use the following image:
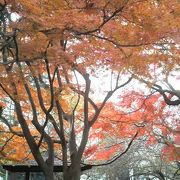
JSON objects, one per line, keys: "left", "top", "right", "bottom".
{"left": 56, "top": 99, "right": 68, "bottom": 171}
{"left": 132, "top": 74, "right": 180, "bottom": 106}
{"left": 90, "top": 76, "right": 132, "bottom": 126}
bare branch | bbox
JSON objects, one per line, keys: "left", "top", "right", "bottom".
{"left": 0, "top": 116, "right": 24, "bottom": 137}
{"left": 82, "top": 131, "right": 138, "bottom": 167}
{"left": 67, "top": 4, "right": 127, "bottom": 35}
{"left": 89, "top": 34, "right": 175, "bottom": 48}
{"left": 0, "top": 134, "right": 14, "bottom": 153}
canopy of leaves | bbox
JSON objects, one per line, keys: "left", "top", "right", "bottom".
{"left": 0, "top": 0, "right": 179, "bottom": 175}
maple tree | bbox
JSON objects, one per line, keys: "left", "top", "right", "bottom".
{"left": 0, "top": 0, "right": 180, "bottom": 180}
{"left": 85, "top": 91, "right": 179, "bottom": 162}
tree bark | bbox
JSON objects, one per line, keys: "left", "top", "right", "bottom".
{"left": 64, "top": 164, "right": 81, "bottom": 180}
{"left": 44, "top": 169, "right": 54, "bottom": 180}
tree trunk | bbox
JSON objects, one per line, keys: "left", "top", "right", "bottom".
{"left": 45, "top": 174, "right": 54, "bottom": 180}
{"left": 64, "top": 165, "right": 81, "bottom": 180}
{"left": 44, "top": 169, "right": 54, "bottom": 180}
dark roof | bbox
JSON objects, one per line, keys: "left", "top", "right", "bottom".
{"left": 3, "top": 165, "right": 63, "bottom": 172}
{"left": 2, "top": 164, "right": 92, "bottom": 172}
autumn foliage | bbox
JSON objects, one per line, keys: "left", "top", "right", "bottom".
{"left": 0, "top": 0, "right": 180, "bottom": 180}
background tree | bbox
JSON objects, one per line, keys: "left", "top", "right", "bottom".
{"left": 83, "top": 141, "right": 180, "bottom": 180}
